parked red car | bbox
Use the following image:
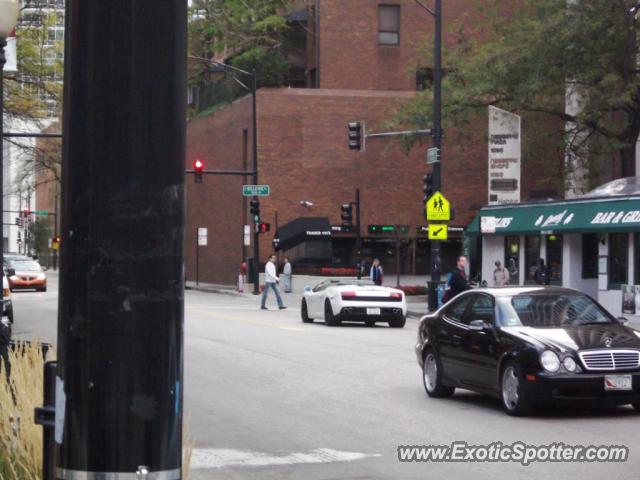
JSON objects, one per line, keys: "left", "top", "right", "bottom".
{"left": 7, "top": 259, "right": 47, "bottom": 292}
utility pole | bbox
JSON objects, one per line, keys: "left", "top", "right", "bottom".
{"left": 56, "top": 1, "right": 186, "bottom": 477}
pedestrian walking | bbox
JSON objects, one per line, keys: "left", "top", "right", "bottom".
{"left": 282, "top": 256, "right": 292, "bottom": 293}
{"left": 261, "top": 254, "right": 286, "bottom": 310}
{"left": 442, "top": 255, "right": 471, "bottom": 303}
{"left": 493, "top": 260, "right": 510, "bottom": 287}
{"left": 534, "top": 258, "right": 550, "bottom": 285}
{"left": 370, "top": 258, "right": 384, "bottom": 286}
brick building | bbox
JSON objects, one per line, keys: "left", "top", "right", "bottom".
{"left": 185, "top": 0, "right": 559, "bottom": 285}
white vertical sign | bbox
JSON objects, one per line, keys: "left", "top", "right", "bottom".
{"left": 488, "top": 106, "right": 521, "bottom": 205}
{"left": 243, "top": 225, "right": 250, "bottom": 246}
{"left": 197, "top": 227, "right": 208, "bottom": 246}
{"left": 4, "top": 29, "right": 17, "bottom": 72}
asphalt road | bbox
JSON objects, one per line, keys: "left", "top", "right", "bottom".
{"left": 12, "top": 273, "right": 640, "bottom": 480}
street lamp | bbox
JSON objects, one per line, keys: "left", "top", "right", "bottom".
{"left": 191, "top": 56, "right": 262, "bottom": 295}
{"left": 0, "top": 0, "right": 20, "bottom": 309}
{"left": 415, "top": 0, "right": 443, "bottom": 311}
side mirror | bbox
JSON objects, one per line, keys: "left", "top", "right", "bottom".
{"left": 304, "top": 286, "right": 312, "bottom": 293}
{"left": 469, "top": 319, "right": 491, "bottom": 331}
{"left": 617, "top": 317, "right": 629, "bottom": 325}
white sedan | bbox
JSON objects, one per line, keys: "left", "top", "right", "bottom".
{"left": 301, "top": 279, "right": 407, "bottom": 328}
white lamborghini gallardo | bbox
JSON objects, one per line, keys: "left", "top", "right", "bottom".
{"left": 301, "top": 279, "right": 407, "bottom": 328}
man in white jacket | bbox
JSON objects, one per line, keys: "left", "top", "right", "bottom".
{"left": 261, "top": 254, "right": 286, "bottom": 310}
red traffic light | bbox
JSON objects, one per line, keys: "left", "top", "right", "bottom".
{"left": 193, "top": 159, "right": 204, "bottom": 183}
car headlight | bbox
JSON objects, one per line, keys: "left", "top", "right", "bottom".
{"left": 540, "top": 350, "right": 560, "bottom": 372}
{"left": 563, "top": 356, "right": 577, "bottom": 372}
{"left": 36, "top": 273, "right": 46, "bottom": 280}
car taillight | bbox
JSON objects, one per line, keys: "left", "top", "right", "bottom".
{"left": 390, "top": 292, "right": 402, "bottom": 299}
{"left": 341, "top": 291, "right": 357, "bottom": 299}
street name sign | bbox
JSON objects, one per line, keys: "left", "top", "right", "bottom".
{"left": 426, "top": 191, "right": 451, "bottom": 221}
{"left": 428, "top": 224, "right": 448, "bottom": 241}
{"left": 243, "top": 185, "right": 270, "bottom": 196}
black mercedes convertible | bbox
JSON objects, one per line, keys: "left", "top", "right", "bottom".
{"left": 415, "top": 287, "right": 640, "bottom": 416}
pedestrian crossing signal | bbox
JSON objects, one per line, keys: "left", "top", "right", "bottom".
{"left": 259, "top": 222, "right": 270, "bottom": 233}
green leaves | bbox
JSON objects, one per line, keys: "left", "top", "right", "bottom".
{"left": 188, "top": 0, "right": 292, "bottom": 57}
{"left": 398, "top": 0, "right": 640, "bottom": 177}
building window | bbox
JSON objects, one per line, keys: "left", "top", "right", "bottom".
{"left": 524, "top": 236, "right": 540, "bottom": 284}
{"left": 582, "top": 233, "right": 598, "bottom": 279}
{"left": 504, "top": 236, "right": 519, "bottom": 283}
{"left": 609, "top": 233, "right": 628, "bottom": 288}
{"left": 546, "top": 234, "right": 563, "bottom": 285}
{"left": 378, "top": 5, "right": 400, "bottom": 45}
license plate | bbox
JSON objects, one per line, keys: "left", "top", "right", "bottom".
{"left": 604, "top": 375, "right": 633, "bottom": 391}
{"left": 366, "top": 308, "right": 381, "bottom": 315}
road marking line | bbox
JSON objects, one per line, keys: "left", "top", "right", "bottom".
{"left": 190, "top": 448, "right": 381, "bottom": 469}
{"left": 186, "top": 307, "right": 308, "bottom": 332}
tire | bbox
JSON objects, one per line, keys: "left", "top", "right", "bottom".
{"left": 301, "top": 299, "right": 313, "bottom": 323}
{"left": 389, "top": 316, "right": 406, "bottom": 328}
{"left": 501, "top": 361, "right": 533, "bottom": 416}
{"left": 365, "top": 320, "right": 376, "bottom": 327}
{"left": 37, "top": 287, "right": 47, "bottom": 293}
{"left": 632, "top": 403, "right": 640, "bottom": 413}
{"left": 422, "top": 349, "right": 455, "bottom": 398}
{"left": 324, "top": 300, "right": 341, "bottom": 327}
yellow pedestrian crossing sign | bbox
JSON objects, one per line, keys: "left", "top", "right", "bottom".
{"left": 428, "top": 224, "right": 448, "bottom": 240}
{"left": 426, "top": 191, "right": 451, "bottom": 221}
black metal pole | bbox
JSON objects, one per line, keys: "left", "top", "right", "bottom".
{"left": 252, "top": 69, "right": 260, "bottom": 295}
{"left": 57, "top": 1, "right": 186, "bottom": 476}
{"left": 196, "top": 240, "right": 200, "bottom": 286}
{"left": 1, "top": 38, "right": 6, "bottom": 310}
{"left": 355, "top": 188, "right": 361, "bottom": 279}
{"left": 427, "top": 0, "right": 443, "bottom": 312}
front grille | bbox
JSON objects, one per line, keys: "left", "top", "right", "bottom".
{"left": 578, "top": 350, "right": 640, "bottom": 371}
{"left": 342, "top": 296, "right": 402, "bottom": 302}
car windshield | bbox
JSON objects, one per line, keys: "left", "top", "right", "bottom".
{"left": 11, "top": 261, "right": 42, "bottom": 272}
{"left": 500, "top": 294, "right": 614, "bottom": 327}
{"left": 335, "top": 280, "right": 374, "bottom": 287}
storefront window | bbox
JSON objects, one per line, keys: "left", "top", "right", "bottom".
{"left": 609, "top": 233, "right": 628, "bottom": 289}
{"left": 524, "top": 236, "right": 540, "bottom": 284}
{"left": 504, "top": 236, "right": 519, "bottom": 284}
{"left": 546, "top": 234, "right": 563, "bottom": 285}
{"left": 582, "top": 234, "right": 598, "bottom": 279}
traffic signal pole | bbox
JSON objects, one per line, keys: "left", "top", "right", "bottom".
{"left": 355, "top": 188, "right": 362, "bottom": 279}
{"left": 252, "top": 70, "right": 261, "bottom": 295}
{"left": 57, "top": 1, "right": 186, "bottom": 477}
{"left": 428, "top": 0, "right": 443, "bottom": 312}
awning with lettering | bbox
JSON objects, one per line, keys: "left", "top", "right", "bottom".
{"left": 466, "top": 196, "right": 640, "bottom": 235}
{"left": 272, "top": 217, "right": 332, "bottom": 251}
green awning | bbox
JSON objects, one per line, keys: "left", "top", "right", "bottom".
{"left": 467, "top": 197, "right": 640, "bottom": 235}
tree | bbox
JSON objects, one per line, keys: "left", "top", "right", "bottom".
{"left": 397, "top": 0, "right": 640, "bottom": 190}
{"left": 4, "top": 4, "right": 64, "bottom": 191}
{"left": 188, "top": 0, "right": 292, "bottom": 58}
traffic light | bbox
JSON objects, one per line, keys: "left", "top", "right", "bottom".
{"left": 193, "top": 159, "right": 204, "bottom": 183}
{"left": 250, "top": 198, "right": 260, "bottom": 217}
{"left": 258, "top": 222, "right": 270, "bottom": 233}
{"left": 423, "top": 173, "right": 434, "bottom": 202}
{"left": 341, "top": 203, "right": 353, "bottom": 228}
{"left": 348, "top": 121, "right": 365, "bottom": 151}
{"left": 22, "top": 208, "right": 30, "bottom": 218}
